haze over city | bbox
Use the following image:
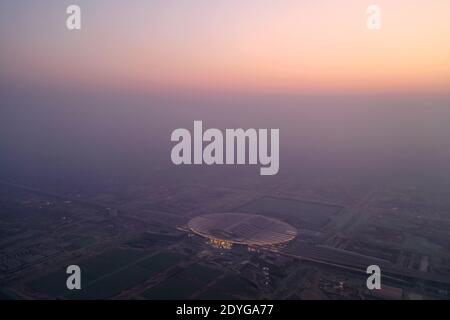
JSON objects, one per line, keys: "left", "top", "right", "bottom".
{"left": 1, "top": 0, "right": 450, "bottom": 301}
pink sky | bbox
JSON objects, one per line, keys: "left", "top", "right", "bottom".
{"left": 2, "top": 0, "right": 450, "bottom": 94}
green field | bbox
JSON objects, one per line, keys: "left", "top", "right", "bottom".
{"left": 78, "top": 248, "right": 148, "bottom": 281}
{"left": 27, "top": 249, "right": 187, "bottom": 299}
{"left": 68, "top": 265, "right": 151, "bottom": 299}
{"left": 142, "top": 264, "right": 219, "bottom": 300}
{"left": 142, "top": 276, "right": 198, "bottom": 299}
{"left": 138, "top": 252, "right": 183, "bottom": 273}
{"left": 197, "top": 274, "right": 258, "bottom": 299}
{"left": 61, "top": 234, "right": 96, "bottom": 251}
{"left": 28, "top": 268, "right": 70, "bottom": 297}
{"left": 0, "top": 289, "right": 17, "bottom": 300}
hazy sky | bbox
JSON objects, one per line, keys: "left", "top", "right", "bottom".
{"left": 1, "top": 0, "right": 449, "bottom": 94}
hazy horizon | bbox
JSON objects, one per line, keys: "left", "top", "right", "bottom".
{"left": 1, "top": 0, "right": 449, "bottom": 95}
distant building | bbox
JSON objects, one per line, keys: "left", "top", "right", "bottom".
{"left": 187, "top": 213, "right": 297, "bottom": 249}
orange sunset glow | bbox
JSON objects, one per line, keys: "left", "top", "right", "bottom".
{"left": 1, "top": 0, "right": 449, "bottom": 94}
